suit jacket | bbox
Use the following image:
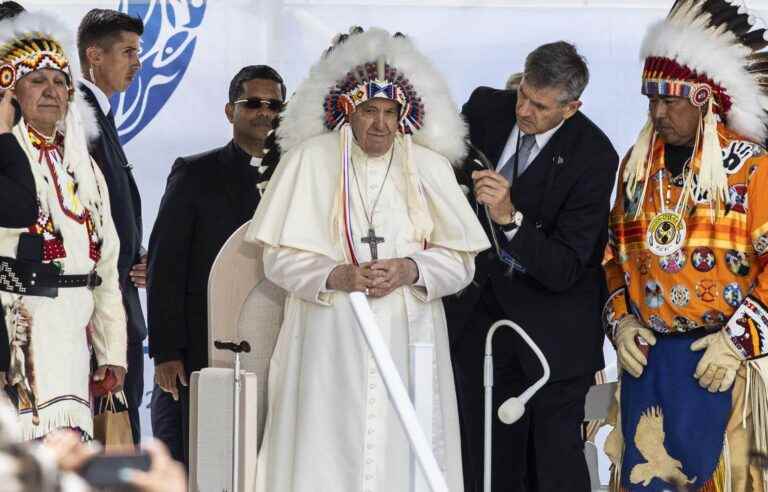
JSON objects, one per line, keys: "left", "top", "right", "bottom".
{"left": 0, "top": 133, "right": 38, "bottom": 371}
{"left": 147, "top": 141, "right": 261, "bottom": 374}
{"left": 445, "top": 87, "right": 619, "bottom": 381}
{"left": 80, "top": 84, "right": 147, "bottom": 343}
{"left": 0, "top": 133, "right": 37, "bottom": 227}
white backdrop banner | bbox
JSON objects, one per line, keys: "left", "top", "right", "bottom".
{"left": 23, "top": 0, "right": 768, "bottom": 483}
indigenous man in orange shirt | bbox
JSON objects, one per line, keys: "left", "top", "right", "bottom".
{"left": 604, "top": 1, "right": 768, "bottom": 490}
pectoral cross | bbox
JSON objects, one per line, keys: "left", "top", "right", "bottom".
{"left": 361, "top": 227, "right": 385, "bottom": 260}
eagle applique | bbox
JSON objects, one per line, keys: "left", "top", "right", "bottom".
{"left": 630, "top": 406, "right": 697, "bottom": 487}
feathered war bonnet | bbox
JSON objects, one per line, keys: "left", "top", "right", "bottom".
{"left": 625, "top": 0, "right": 768, "bottom": 214}
{"left": 277, "top": 27, "right": 467, "bottom": 265}
{"left": 277, "top": 27, "right": 467, "bottom": 163}
{"left": 0, "top": 9, "right": 103, "bottom": 239}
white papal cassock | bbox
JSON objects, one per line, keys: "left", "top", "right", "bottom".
{"left": 245, "top": 131, "right": 489, "bottom": 492}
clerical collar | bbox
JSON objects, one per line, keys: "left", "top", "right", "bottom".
{"left": 80, "top": 78, "right": 111, "bottom": 116}
{"left": 231, "top": 140, "right": 267, "bottom": 170}
{"left": 231, "top": 140, "right": 249, "bottom": 158}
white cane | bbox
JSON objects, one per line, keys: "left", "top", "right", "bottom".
{"left": 349, "top": 292, "right": 449, "bottom": 492}
{"left": 214, "top": 340, "right": 252, "bottom": 492}
{"left": 483, "top": 320, "right": 550, "bottom": 492}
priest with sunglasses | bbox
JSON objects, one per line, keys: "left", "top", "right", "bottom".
{"left": 146, "top": 64, "right": 285, "bottom": 466}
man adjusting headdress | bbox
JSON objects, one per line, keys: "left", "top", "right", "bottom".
{"left": 604, "top": 1, "right": 768, "bottom": 490}
{"left": 246, "top": 27, "right": 489, "bottom": 491}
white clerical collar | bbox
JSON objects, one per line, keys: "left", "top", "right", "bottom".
{"left": 80, "top": 78, "right": 111, "bottom": 116}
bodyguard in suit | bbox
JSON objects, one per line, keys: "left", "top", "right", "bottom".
{"left": 0, "top": 14, "right": 37, "bottom": 372}
{"left": 76, "top": 9, "right": 145, "bottom": 444}
{"left": 0, "top": 91, "right": 36, "bottom": 229}
{"left": 147, "top": 65, "right": 285, "bottom": 465}
{"left": 445, "top": 42, "right": 619, "bottom": 491}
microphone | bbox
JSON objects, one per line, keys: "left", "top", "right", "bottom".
{"left": 484, "top": 319, "right": 550, "bottom": 492}
{"left": 497, "top": 374, "right": 549, "bottom": 425}
{"left": 213, "top": 340, "right": 251, "bottom": 353}
{"left": 486, "top": 321, "right": 550, "bottom": 425}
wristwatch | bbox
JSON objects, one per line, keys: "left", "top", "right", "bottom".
{"left": 500, "top": 210, "right": 524, "bottom": 232}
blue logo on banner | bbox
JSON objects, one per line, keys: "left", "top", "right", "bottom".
{"left": 109, "top": 0, "right": 207, "bottom": 145}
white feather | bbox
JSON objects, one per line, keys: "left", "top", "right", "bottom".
{"left": 2, "top": 9, "right": 105, "bottom": 237}
{"left": 73, "top": 86, "right": 101, "bottom": 142}
{"left": 0, "top": 10, "right": 99, "bottom": 142}
{"left": 0, "top": 10, "right": 78, "bottom": 79}
{"left": 277, "top": 28, "right": 467, "bottom": 165}
{"left": 641, "top": 15, "right": 768, "bottom": 142}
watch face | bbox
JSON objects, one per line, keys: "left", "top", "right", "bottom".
{"left": 511, "top": 211, "right": 523, "bottom": 227}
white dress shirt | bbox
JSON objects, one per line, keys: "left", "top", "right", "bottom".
{"left": 496, "top": 121, "right": 564, "bottom": 173}
{"left": 79, "top": 78, "right": 111, "bottom": 116}
{"left": 496, "top": 120, "right": 564, "bottom": 240}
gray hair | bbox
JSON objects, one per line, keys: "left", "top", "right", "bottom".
{"left": 523, "top": 41, "right": 589, "bottom": 103}
{"left": 505, "top": 71, "right": 523, "bottom": 91}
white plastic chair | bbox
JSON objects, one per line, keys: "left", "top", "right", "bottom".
{"left": 188, "top": 222, "right": 286, "bottom": 492}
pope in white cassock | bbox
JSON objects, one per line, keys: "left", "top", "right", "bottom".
{"left": 246, "top": 28, "right": 490, "bottom": 492}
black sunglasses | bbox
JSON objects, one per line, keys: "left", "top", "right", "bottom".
{"left": 233, "top": 98, "right": 283, "bottom": 111}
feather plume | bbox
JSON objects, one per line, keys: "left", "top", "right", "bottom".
{"left": 698, "top": 99, "right": 728, "bottom": 204}
{"left": 277, "top": 28, "right": 467, "bottom": 164}
{"left": 641, "top": 0, "right": 768, "bottom": 142}
{"left": 623, "top": 117, "right": 654, "bottom": 194}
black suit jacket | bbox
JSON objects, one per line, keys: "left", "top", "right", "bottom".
{"left": 446, "top": 87, "right": 619, "bottom": 381}
{"left": 0, "top": 133, "right": 39, "bottom": 371}
{"left": 80, "top": 84, "right": 147, "bottom": 343}
{"left": 0, "top": 133, "right": 37, "bottom": 227}
{"left": 147, "top": 142, "right": 261, "bottom": 374}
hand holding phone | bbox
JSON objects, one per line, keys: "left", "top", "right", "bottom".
{"left": 78, "top": 451, "right": 151, "bottom": 488}
{"left": 116, "top": 440, "right": 187, "bottom": 492}
{"left": 0, "top": 89, "right": 20, "bottom": 133}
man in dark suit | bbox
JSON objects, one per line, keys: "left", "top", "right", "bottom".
{"left": 445, "top": 42, "right": 619, "bottom": 492}
{"left": 0, "top": 1, "right": 37, "bottom": 374}
{"left": 0, "top": 91, "right": 36, "bottom": 230}
{"left": 76, "top": 9, "right": 145, "bottom": 444}
{"left": 147, "top": 65, "right": 285, "bottom": 465}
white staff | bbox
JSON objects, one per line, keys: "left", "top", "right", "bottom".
{"left": 349, "top": 292, "right": 449, "bottom": 492}
{"left": 484, "top": 320, "right": 551, "bottom": 492}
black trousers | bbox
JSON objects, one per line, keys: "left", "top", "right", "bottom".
{"left": 150, "top": 382, "right": 189, "bottom": 468}
{"left": 451, "top": 290, "right": 592, "bottom": 492}
{"left": 124, "top": 340, "right": 145, "bottom": 444}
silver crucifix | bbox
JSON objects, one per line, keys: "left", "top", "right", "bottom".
{"left": 361, "top": 228, "right": 385, "bottom": 260}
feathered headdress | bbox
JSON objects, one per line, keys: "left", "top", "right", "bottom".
{"left": 625, "top": 0, "right": 768, "bottom": 208}
{"left": 277, "top": 27, "right": 467, "bottom": 164}
{"left": 0, "top": 9, "right": 75, "bottom": 95}
{"left": 0, "top": 10, "right": 103, "bottom": 240}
